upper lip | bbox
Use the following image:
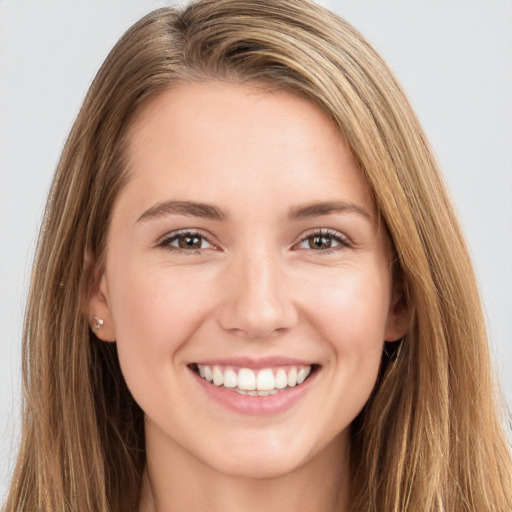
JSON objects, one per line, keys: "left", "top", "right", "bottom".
{"left": 190, "top": 356, "right": 317, "bottom": 369}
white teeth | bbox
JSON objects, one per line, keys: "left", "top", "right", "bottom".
{"left": 287, "top": 367, "right": 297, "bottom": 387}
{"left": 256, "top": 369, "right": 275, "bottom": 391}
{"left": 275, "top": 369, "right": 288, "bottom": 389}
{"left": 297, "top": 366, "right": 310, "bottom": 384}
{"left": 223, "top": 368, "right": 237, "bottom": 388}
{"left": 212, "top": 366, "right": 223, "bottom": 386}
{"left": 238, "top": 368, "right": 256, "bottom": 390}
{"left": 195, "top": 364, "right": 313, "bottom": 393}
{"left": 235, "top": 388, "right": 279, "bottom": 396}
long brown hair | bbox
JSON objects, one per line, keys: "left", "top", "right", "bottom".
{"left": 5, "top": 1, "right": 511, "bottom": 510}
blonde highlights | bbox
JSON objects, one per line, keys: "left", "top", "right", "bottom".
{"left": 5, "top": 1, "right": 511, "bottom": 511}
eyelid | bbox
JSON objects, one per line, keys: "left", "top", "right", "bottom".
{"left": 155, "top": 227, "right": 351, "bottom": 253}
{"left": 157, "top": 228, "right": 220, "bottom": 252}
{"left": 292, "top": 228, "right": 352, "bottom": 251}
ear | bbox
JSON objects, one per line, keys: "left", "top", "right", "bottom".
{"left": 384, "top": 284, "right": 410, "bottom": 342}
{"left": 87, "top": 264, "right": 117, "bottom": 343}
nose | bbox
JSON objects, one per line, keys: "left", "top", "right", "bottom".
{"left": 217, "top": 249, "right": 298, "bottom": 339}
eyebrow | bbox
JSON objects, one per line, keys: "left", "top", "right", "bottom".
{"left": 136, "top": 199, "right": 372, "bottom": 224}
{"left": 136, "top": 201, "right": 229, "bottom": 223}
{"left": 288, "top": 200, "right": 373, "bottom": 221}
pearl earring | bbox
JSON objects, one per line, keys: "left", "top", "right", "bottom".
{"left": 92, "top": 316, "right": 104, "bottom": 331}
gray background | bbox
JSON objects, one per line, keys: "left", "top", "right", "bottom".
{"left": 1, "top": 0, "right": 511, "bottom": 498}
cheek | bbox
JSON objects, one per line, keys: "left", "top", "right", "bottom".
{"left": 307, "top": 265, "right": 390, "bottom": 344}
{"left": 303, "top": 265, "right": 390, "bottom": 399}
{"left": 106, "top": 260, "right": 211, "bottom": 393}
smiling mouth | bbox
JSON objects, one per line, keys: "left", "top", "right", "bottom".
{"left": 189, "top": 363, "right": 318, "bottom": 396}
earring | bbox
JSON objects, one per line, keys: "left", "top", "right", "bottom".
{"left": 92, "top": 316, "right": 104, "bottom": 331}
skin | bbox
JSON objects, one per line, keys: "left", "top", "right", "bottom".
{"left": 89, "top": 82, "right": 409, "bottom": 512}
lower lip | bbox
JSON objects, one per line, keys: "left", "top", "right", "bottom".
{"left": 191, "top": 369, "right": 317, "bottom": 416}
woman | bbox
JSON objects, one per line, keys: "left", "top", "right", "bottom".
{"left": 4, "top": 0, "right": 512, "bottom": 511}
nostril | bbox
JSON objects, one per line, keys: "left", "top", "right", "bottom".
{"left": 217, "top": 302, "right": 298, "bottom": 340}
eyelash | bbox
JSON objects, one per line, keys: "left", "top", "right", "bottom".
{"left": 294, "top": 228, "right": 351, "bottom": 254}
{"left": 157, "top": 228, "right": 351, "bottom": 254}
{"left": 158, "top": 229, "right": 217, "bottom": 254}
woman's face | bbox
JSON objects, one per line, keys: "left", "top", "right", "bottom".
{"left": 91, "top": 82, "right": 407, "bottom": 478}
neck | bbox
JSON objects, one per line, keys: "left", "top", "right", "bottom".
{"left": 138, "top": 424, "right": 351, "bottom": 512}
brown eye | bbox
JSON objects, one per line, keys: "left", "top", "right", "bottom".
{"left": 295, "top": 229, "right": 349, "bottom": 252}
{"left": 308, "top": 234, "right": 335, "bottom": 250}
{"left": 178, "top": 234, "right": 203, "bottom": 249}
{"left": 160, "top": 231, "right": 215, "bottom": 252}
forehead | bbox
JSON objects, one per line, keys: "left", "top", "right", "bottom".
{"left": 121, "top": 81, "right": 375, "bottom": 219}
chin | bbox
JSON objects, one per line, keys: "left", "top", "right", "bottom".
{"left": 196, "top": 433, "right": 317, "bottom": 480}
{"left": 209, "top": 453, "right": 306, "bottom": 480}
